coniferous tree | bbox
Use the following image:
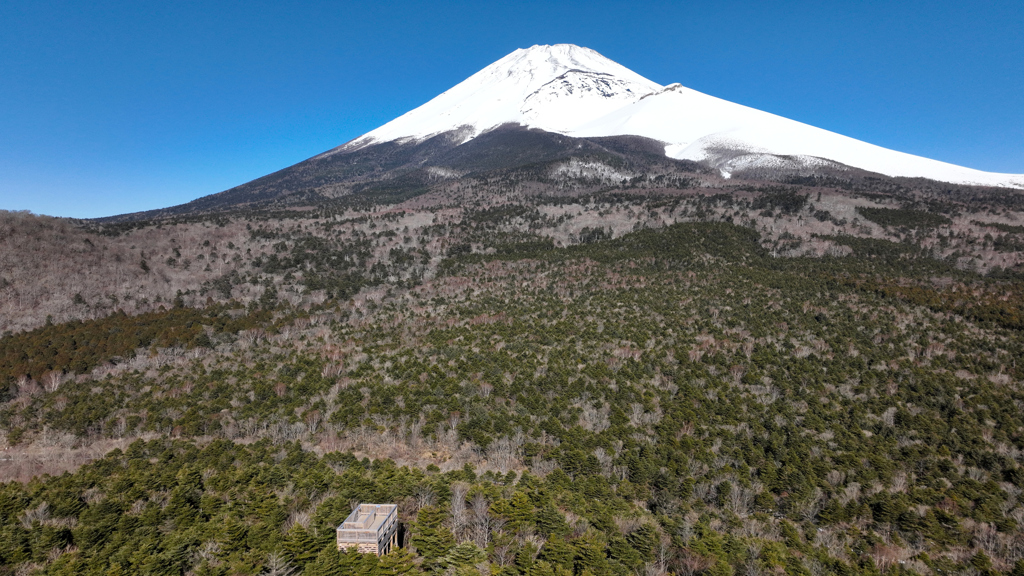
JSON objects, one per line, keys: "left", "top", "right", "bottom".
{"left": 411, "top": 505, "right": 455, "bottom": 569}
{"left": 377, "top": 548, "right": 418, "bottom": 575}
{"left": 535, "top": 504, "right": 569, "bottom": 537}
{"left": 440, "top": 542, "right": 487, "bottom": 571}
{"left": 573, "top": 529, "right": 610, "bottom": 576}
{"left": 537, "top": 535, "right": 574, "bottom": 572}
{"left": 282, "top": 524, "right": 319, "bottom": 569}
{"left": 507, "top": 491, "right": 534, "bottom": 527}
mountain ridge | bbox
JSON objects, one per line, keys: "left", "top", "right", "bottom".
{"left": 95, "top": 43, "right": 1024, "bottom": 223}
{"left": 336, "top": 44, "right": 1024, "bottom": 189}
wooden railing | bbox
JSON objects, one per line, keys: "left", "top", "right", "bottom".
{"left": 337, "top": 504, "right": 398, "bottom": 549}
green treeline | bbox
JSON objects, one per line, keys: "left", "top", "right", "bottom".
{"left": 0, "top": 439, "right": 665, "bottom": 576}
{"left": 838, "top": 277, "right": 1024, "bottom": 331}
{"left": 0, "top": 306, "right": 270, "bottom": 387}
{"left": 856, "top": 207, "right": 952, "bottom": 229}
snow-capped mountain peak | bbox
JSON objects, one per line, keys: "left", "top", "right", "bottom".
{"left": 341, "top": 44, "right": 662, "bottom": 150}
{"left": 337, "top": 44, "right": 1023, "bottom": 189}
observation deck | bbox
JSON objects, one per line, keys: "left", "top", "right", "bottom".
{"left": 336, "top": 503, "right": 398, "bottom": 556}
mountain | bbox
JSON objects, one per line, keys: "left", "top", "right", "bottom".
{"left": 337, "top": 44, "right": 663, "bottom": 151}
{"left": 7, "top": 45, "right": 1024, "bottom": 576}
{"left": 340, "top": 44, "right": 1023, "bottom": 189}
{"left": 104, "top": 44, "right": 1022, "bottom": 221}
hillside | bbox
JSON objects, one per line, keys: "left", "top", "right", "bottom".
{"left": 3, "top": 163, "right": 1024, "bottom": 574}
{"left": 4, "top": 41, "right": 1024, "bottom": 576}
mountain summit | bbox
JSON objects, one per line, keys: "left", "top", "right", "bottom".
{"left": 338, "top": 44, "right": 1023, "bottom": 189}
{"left": 342, "top": 44, "right": 662, "bottom": 150}
{"left": 111, "top": 44, "right": 1023, "bottom": 221}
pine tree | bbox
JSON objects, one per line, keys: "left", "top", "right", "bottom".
{"left": 221, "top": 518, "right": 248, "bottom": 553}
{"left": 303, "top": 549, "right": 344, "bottom": 576}
{"left": 411, "top": 505, "right": 455, "bottom": 569}
{"left": 528, "top": 560, "right": 574, "bottom": 576}
{"left": 305, "top": 547, "right": 380, "bottom": 576}
{"left": 376, "top": 548, "right": 417, "bottom": 575}
{"left": 535, "top": 504, "right": 569, "bottom": 537}
{"left": 607, "top": 535, "right": 642, "bottom": 571}
{"left": 165, "top": 465, "right": 204, "bottom": 528}
{"left": 537, "top": 535, "right": 574, "bottom": 571}
{"left": 507, "top": 491, "right": 534, "bottom": 526}
{"left": 441, "top": 542, "right": 486, "bottom": 570}
{"left": 512, "top": 541, "right": 537, "bottom": 574}
{"left": 282, "top": 524, "right": 318, "bottom": 568}
{"left": 573, "top": 530, "right": 610, "bottom": 576}
{"left": 626, "top": 524, "right": 658, "bottom": 562}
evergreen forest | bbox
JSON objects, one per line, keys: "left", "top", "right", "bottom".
{"left": 2, "top": 150, "right": 1024, "bottom": 576}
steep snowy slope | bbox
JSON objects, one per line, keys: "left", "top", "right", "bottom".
{"left": 572, "top": 84, "right": 1024, "bottom": 188}
{"left": 335, "top": 44, "right": 1023, "bottom": 189}
{"left": 341, "top": 45, "right": 661, "bottom": 151}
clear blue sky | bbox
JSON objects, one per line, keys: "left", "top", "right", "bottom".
{"left": 2, "top": 0, "right": 1022, "bottom": 218}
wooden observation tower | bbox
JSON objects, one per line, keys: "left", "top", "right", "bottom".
{"left": 336, "top": 503, "right": 398, "bottom": 556}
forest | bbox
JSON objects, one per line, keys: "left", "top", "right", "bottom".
{"left": 2, "top": 157, "right": 1024, "bottom": 575}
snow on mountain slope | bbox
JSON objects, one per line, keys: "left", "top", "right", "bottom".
{"left": 572, "top": 84, "right": 1024, "bottom": 188}
{"left": 335, "top": 44, "right": 1024, "bottom": 189}
{"left": 341, "top": 44, "right": 661, "bottom": 150}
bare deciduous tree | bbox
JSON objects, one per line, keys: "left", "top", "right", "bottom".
{"left": 262, "top": 552, "right": 296, "bottom": 576}
{"left": 450, "top": 482, "right": 470, "bottom": 542}
{"left": 471, "top": 492, "right": 490, "bottom": 549}
{"left": 675, "top": 548, "right": 714, "bottom": 576}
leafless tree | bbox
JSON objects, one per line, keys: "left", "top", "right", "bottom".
{"left": 197, "top": 541, "right": 221, "bottom": 564}
{"left": 579, "top": 402, "right": 610, "bottom": 432}
{"left": 693, "top": 482, "right": 716, "bottom": 505}
{"left": 727, "top": 484, "right": 757, "bottom": 516}
{"left": 413, "top": 485, "right": 436, "bottom": 512}
{"left": 741, "top": 557, "right": 763, "bottom": 576}
{"left": 262, "top": 552, "right": 296, "bottom": 576}
{"left": 486, "top": 433, "right": 522, "bottom": 473}
{"left": 675, "top": 548, "right": 713, "bottom": 576}
{"left": 16, "top": 376, "right": 41, "bottom": 398}
{"left": 450, "top": 482, "right": 470, "bottom": 542}
{"left": 645, "top": 534, "right": 674, "bottom": 576}
{"left": 19, "top": 502, "right": 50, "bottom": 528}
{"left": 42, "top": 371, "right": 63, "bottom": 393}
{"left": 304, "top": 410, "right": 323, "bottom": 435}
{"left": 491, "top": 538, "right": 516, "bottom": 568}
{"left": 321, "top": 363, "right": 343, "bottom": 378}
{"left": 868, "top": 544, "right": 902, "bottom": 573}
{"left": 729, "top": 364, "right": 746, "bottom": 385}
{"left": 471, "top": 492, "right": 491, "bottom": 549}
{"left": 825, "top": 470, "right": 845, "bottom": 488}
{"left": 240, "top": 328, "right": 267, "bottom": 345}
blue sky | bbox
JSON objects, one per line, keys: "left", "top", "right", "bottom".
{"left": 2, "top": 0, "right": 1022, "bottom": 218}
